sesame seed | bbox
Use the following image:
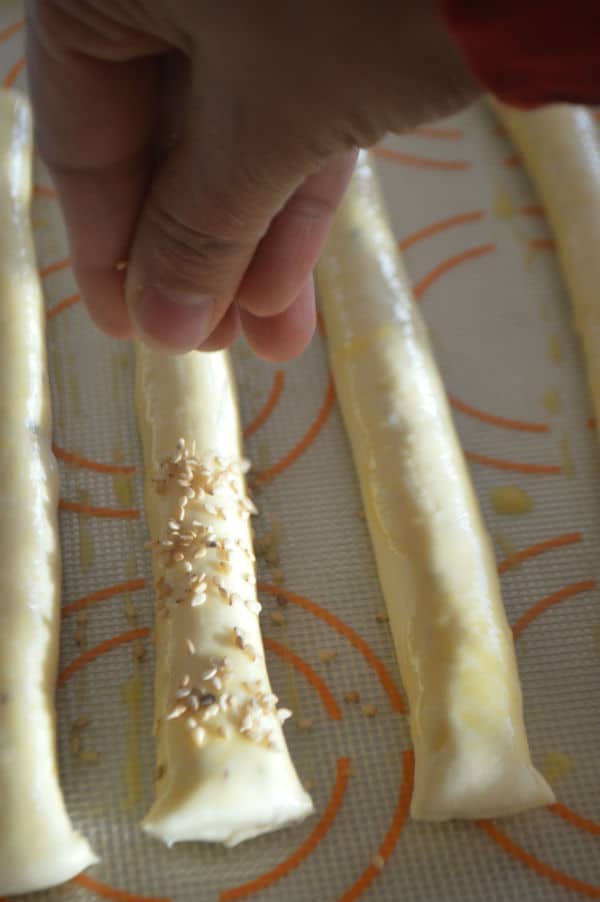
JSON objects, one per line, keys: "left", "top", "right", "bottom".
{"left": 361, "top": 704, "right": 378, "bottom": 718}
{"left": 79, "top": 750, "right": 100, "bottom": 764}
{"left": 193, "top": 726, "right": 207, "bottom": 747}
{"left": 319, "top": 649, "right": 337, "bottom": 665}
{"left": 185, "top": 638, "right": 196, "bottom": 656}
{"left": 212, "top": 676, "right": 223, "bottom": 691}
{"left": 372, "top": 854, "right": 384, "bottom": 871}
{"left": 167, "top": 704, "right": 188, "bottom": 720}
{"left": 269, "top": 610, "right": 286, "bottom": 626}
{"left": 186, "top": 716, "right": 198, "bottom": 729}
{"left": 344, "top": 690, "right": 361, "bottom": 704}
{"left": 247, "top": 599, "right": 262, "bottom": 615}
{"left": 297, "top": 718, "right": 314, "bottom": 731}
{"left": 375, "top": 610, "right": 389, "bottom": 623}
{"left": 176, "top": 686, "right": 192, "bottom": 699}
{"left": 277, "top": 708, "right": 293, "bottom": 723}
{"left": 180, "top": 673, "right": 191, "bottom": 687}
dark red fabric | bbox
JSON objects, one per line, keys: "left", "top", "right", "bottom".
{"left": 441, "top": 1, "right": 600, "bottom": 107}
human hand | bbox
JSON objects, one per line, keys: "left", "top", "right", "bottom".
{"left": 26, "top": 1, "right": 477, "bottom": 360}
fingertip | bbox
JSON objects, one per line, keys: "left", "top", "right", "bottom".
{"left": 240, "top": 278, "right": 316, "bottom": 362}
{"left": 77, "top": 268, "right": 133, "bottom": 339}
{"left": 197, "top": 304, "right": 241, "bottom": 351}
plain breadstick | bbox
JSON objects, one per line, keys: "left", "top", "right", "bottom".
{"left": 136, "top": 345, "right": 313, "bottom": 846}
{"left": 0, "top": 90, "right": 96, "bottom": 893}
{"left": 316, "top": 152, "right": 554, "bottom": 820}
{"left": 493, "top": 101, "right": 600, "bottom": 432}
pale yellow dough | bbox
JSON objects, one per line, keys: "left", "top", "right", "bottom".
{"left": 136, "top": 346, "right": 313, "bottom": 846}
{"left": 316, "top": 152, "right": 554, "bottom": 820}
{"left": 493, "top": 101, "right": 600, "bottom": 435}
{"left": 0, "top": 91, "right": 96, "bottom": 893}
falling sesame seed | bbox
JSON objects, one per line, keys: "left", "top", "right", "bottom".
{"left": 297, "top": 718, "right": 314, "bottom": 731}
{"left": 156, "top": 764, "right": 165, "bottom": 780}
{"left": 269, "top": 610, "right": 286, "bottom": 626}
{"left": 361, "top": 704, "right": 378, "bottom": 718}
{"left": 272, "top": 568, "right": 284, "bottom": 585}
{"left": 73, "top": 716, "right": 90, "bottom": 729}
{"left": 319, "top": 649, "right": 337, "bottom": 665}
{"left": 201, "top": 667, "right": 217, "bottom": 682}
{"left": 344, "top": 690, "right": 361, "bottom": 704}
{"left": 372, "top": 854, "right": 384, "bottom": 871}
{"left": 375, "top": 610, "right": 389, "bottom": 623}
{"left": 180, "top": 673, "right": 191, "bottom": 687}
{"left": 115, "top": 259, "right": 128, "bottom": 271}
{"left": 186, "top": 717, "right": 198, "bottom": 729}
{"left": 79, "top": 750, "right": 100, "bottom": 764}
{"left": 185, "top": 638, "right": 196, "bottom": 656}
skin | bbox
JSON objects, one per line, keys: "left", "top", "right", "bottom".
{"left": 26, "top": 1, "right": 478, "bottom": 361}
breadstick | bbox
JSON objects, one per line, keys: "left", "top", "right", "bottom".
{"left": 315, "top": 152, "right": 554, "bottom": 820}
{"left": 0, "top": 90, "right": 96, "bottom": 893}
{"left": 493, "top": 100, "right": 600, "bottom": 431}
{"left": 136, "top": 345, "right": 313, "bottom": 846}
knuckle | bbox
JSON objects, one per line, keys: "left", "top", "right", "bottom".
{"left": 144, "top": 202, "right": 247, "bottom": 288}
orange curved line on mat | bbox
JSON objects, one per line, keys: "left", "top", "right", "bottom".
{"left": 448, "top": 394, "right": 549, "bottom": 433}
{"left": 413, "top": 243, "right": 496, "bottom": 300}
{"left": 464, "top": 450, "right": 561, "bottom": 475}
{"left": 498, "top": 532, "right": 582, "bottom": 575}
{"left": 34, "top": 183, "right": 57, "bottom": 199}
{"left": 243, "top": 370, "right": 285, "bottom": 439}
{"left": 40, "top": 257, "right": 71, "bottom": 279}
{"left": 550, "top": 803, "right": 600, "bottom": 838}
{"left": 219, "top": 757, "right": 350, "bottom": 902}
{"left": 59, "top": 499, "right": 140, "bottom": 519}
{"left": 3, "top": 56, "right": 24, "bottom": 87}
{"left": 46, "top": 292, "right": 81, "bottom": 319}
{"left": 255, "top": 374, "right": 335, "bottom": 483}
{"left": 264, "top": 636, "right": 342, "bottom": 720}
{"left": 520, "top": 204, "right": 545, "bottom": 217}
{"left": 58, "top": 628, "right": 149, "bottom": 687}
{"left": 259, "top": 583, "right": 404, "bottom": 713}
{"left": 74, "top": 874, "right": 170, "bottom": 902}
{"left": 503, "top": 153, "right": 522, "bottom": 167}
{"left": 338, "top": 749, "right": 413, "bottom": 902}
{"left": 0, "top": 19, "right": 23, "bottom": 42}
{"left": 372, "top": 146, "right": 471, "bottom": 171}
{"left": 411, "top": 126, "right": 464, "bottom": 140}
{"left": 53, "top": 444, "right": 136, "bottom": 475}
{"left": 512, "top": 579, "right": 597, "bottom": 640}
{"left": 477, "top": 820, "right": 600, "bottom": 899}
{"left": 61, "top": 579, "right": 147, "bottom": 619}
{"left": 529, "top": 238, "right": 555, "bottom": 251}
{"left": 399, "top": 211, "right": 485, "bottom": 252}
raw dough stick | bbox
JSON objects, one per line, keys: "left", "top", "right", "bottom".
{"left": 136, "top": 345, "right": 313, "bottom": 846}
{"left": 0, "top": 91, "right": 96, "bottom": 893}
{"left": 493, "top": 101, "right": 600, "bottom": 433}
{"left": 316, "top": 152, "right": 554, "bottom": 820}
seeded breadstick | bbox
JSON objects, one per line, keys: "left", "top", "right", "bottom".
{"left": 136, "top": 346, "right": 313, "bottom": 846}
{"left": 316, "top": 152, "right": 554, "bottom": 820}
{"left": 493, "top": 101, "right": 600, "bottom": 434}
{"left": 0, "top": 90, "right": 96, "bottom": 893}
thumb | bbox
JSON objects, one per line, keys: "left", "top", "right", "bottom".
{"left": 126, "top": 103, "right": 320, "bottom": 352}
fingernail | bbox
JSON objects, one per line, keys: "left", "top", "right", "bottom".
{"left": 132, "top": 287, "right": 215, "bottom": 352}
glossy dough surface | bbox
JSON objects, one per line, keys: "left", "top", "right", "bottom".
{"left": 316, "top": 152, "right": 554, "bottom": 820}
{"left": 493, "top": 101, "right": 600, "bottom": 438}
{"left": 136, "top": 345, "right": 313, "bottom": 846}
{"left": 0, "top": 90, "right": 96, "bottom": 894}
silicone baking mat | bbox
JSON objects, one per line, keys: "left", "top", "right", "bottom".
{"left": 2, "top": 4, "right": 599, "bottom": 901}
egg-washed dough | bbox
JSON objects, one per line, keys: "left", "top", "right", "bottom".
{"left": 315, "top": 151, "right": 554, "bottom": 820}
{"left": 136, "top": 345, "right": 313, "bottom": 846}
{"left": 493, "top": 101, "right": 600, "bottom": 435}
{"left": 0, "top": 90, "right": 97, "bottom": 893}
